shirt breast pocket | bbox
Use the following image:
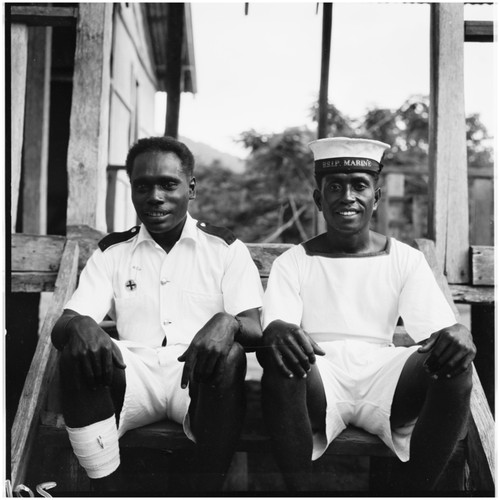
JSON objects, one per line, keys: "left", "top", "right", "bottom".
{"left": 182, "top": 290, "right": 224, "bottom": 333}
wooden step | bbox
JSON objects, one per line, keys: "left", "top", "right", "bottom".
{"left": 38, "top": 380, "right": 394, "bottom": 458}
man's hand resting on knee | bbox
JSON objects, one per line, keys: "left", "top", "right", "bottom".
{"left": 418, "top": 323, "right": 476, "bottom": 379}
{"left": 178, "top": 312, "right": 240, "bottom": 389}
{"left": 52, "top": 310, "right": 126, "bottom": 389}
{"left": 261, "top": 320, "right": 325, "bottom": 379}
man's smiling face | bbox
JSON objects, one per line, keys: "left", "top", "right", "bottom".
{"left": 313, "top": 172, "right": 380, "bottom": 235}
{"left": 130, "top": 151, "right": 195, "bottom": 236}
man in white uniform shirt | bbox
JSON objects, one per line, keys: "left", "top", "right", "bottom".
{"left": 258, "top": 137, "right": 475, "bottom": 492}
{"left": 51, "top": 136, "right": 263, "bottom": 493}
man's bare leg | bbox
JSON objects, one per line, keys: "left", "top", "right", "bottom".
{"left": 390, "top": 350, "right": 472, "bottom": 491}
{"left": 258, "top": 350, "right": 327, "bottom": 492}
{"left": 189, "top": 342, "right": 247, "bottom": 492}
{"left": 60, "top": 348, "right": 126, "bottom": 493}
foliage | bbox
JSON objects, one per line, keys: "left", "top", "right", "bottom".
{"left": 191, "top": 95, "right": 493, "bottom": 244}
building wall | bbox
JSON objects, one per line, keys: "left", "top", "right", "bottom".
{"left": 108, "top": 3, "right": 160, "bottom": 232}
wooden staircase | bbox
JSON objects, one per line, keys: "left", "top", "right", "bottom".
{"left": 9, "top": 234, "right": 495, "bottom": 494}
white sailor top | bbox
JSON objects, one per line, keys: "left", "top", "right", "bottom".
{"left": 262, "top": 238, "right": 457, "bottom": 345}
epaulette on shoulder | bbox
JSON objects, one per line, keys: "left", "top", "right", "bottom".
{"left": 197, "top": 221, "right": 236, "bottom": 245}
{"left": 98, "top": 226, "right": 140, "bottom": 251}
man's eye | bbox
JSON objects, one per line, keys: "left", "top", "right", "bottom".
{"left": 161, "top": 182, "right": 177, "bottom": 190}
{"left": 354, "top": 183, "right": 368, "bottom": 191}
{"left": 134, "top": 183, "right": 148, "bottom": 192}
{"left": 328, "top": 184, "right": 342, "bottom": 192}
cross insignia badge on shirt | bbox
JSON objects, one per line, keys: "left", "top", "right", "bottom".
{"left": 126, "top": 280, "right": 137, "bottom": 291}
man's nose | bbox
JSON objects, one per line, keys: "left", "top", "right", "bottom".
{"left": 147, "top": 186, "right": 163, "bottom": 203}
{"left": 341, "top": 186, "right": 355, "bottom": 202}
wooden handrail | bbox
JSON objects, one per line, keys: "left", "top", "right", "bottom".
{"left": 414, "top": 239, "right": 495, "bottom": 490}
{"left": 10, "top": 240, "right": 79, "bottom": 487}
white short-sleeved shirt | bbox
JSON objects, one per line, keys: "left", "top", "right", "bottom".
{"left": 66, "top": 213, "right": 263, "bottom": 348}
{"left": 262, "top": 237, "right": 456, "bottom": 344}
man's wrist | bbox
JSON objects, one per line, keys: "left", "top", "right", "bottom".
{"left": 233, "top": 315, "right": 244, "bottom": 340}
{"left": 53, "top": 314, "right": 79, "bottom": 350}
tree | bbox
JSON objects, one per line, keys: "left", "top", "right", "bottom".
{"left": 192, "top": 95, "right": 492, "bottom": 244}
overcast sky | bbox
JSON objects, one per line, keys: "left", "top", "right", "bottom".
{"left": 156, "top": 2, "right": 497, "bottom": 158}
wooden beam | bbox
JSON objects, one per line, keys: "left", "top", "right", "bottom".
{"left": 22, "top": 26, "right": 52, "bottom": 234}
{"left": 470, "top": 246, "right": 494, "bottom": 286}
{"left": 10, "top": 240, "right": 79, "bottom": 487}
{"left": 10, "top": 235, "right": 496, "bottom": 305}
{"left": 428, "top": 3, "right": 469, "bottom": 284}
{"left": 9, "top": 6, "right": 78, "bottom": 27}
{"left": 318, "top": 3, "right": 332, "bottom": 139}
{"left": 11, "top": 234, "right": 65, "bottom": 273}
{"left": 11, "top": 24, "right": 28, "bottom": 232}
{"left": 464, "top": 21, "right": 494, "bottom": 43}
{"left": 466, "top": 366, "right": 495, "bottom": 490}
{"left": 450, "top": 284, "right": 494, "bottom": 306}
{"left": 164, "top": 3, "right": 185, "bottom": 138}
{"left": 66, "top": 4, "right": 113, "bottom": 231}
{"left": 470, "top": 179, "right": 494, "bottom": 246}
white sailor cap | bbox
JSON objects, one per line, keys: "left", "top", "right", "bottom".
{"left": 308, "top": 137, "right": 390, "bottom": 176}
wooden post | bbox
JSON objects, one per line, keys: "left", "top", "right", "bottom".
{"left": 470, "top": 178, "right": 494, "bottom": 246}
{"left": 428, "top": 3, "right": 469, "bottom": 283}
{"left": 11, "top": 24, "right": 29, "bottom": 232}
{"left": 315, "top": 3, "right": 332, "bottom": 235}
{"left": 22, "top": 26, "right": 52, "bottom": 235}
{"left": 66, "top": 3, "right": 113, "bottom": 232}
{"left": 318, "top": 3, "right": 332, "bottom": 139}
{"left": 164, "top": 3, "right": 184, "bottom": 138}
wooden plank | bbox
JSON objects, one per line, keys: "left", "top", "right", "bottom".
{"left": 247, "top": 243, "right": 293, "bottom": 277}
{"left": 22, "top": 26, "right": 52, "bottom": 234}
{"left": 10, "top": 235, "right": 496, "bottom": 306}
{"left": 66, "top": 4, "right": 113, "bottom": 231}
{"left": 11, "top": 234, "right": 65, "bottom": 272}
{"left": 11, "top": 272, "right": 58, "bottom": 293}
{"left": 428, "top": 3, "right": 469, "bottom": 284}
{"left": 38, "top": 416, "right": 393, "bottom": 458}
{"left": 464, "top": 21, "right": 494, "bottom": 43}
{"left": 470, "top": 179, "right": 494, "bottom": 246}
{"left": 471, "top": 246, "right": 494, "bottom": 286}
{"left": 9, "top": 6, "right": 78, "bottom": 27}
{"left": 450, "top": 285, "right": 494, "bottom": 305}
{"left": 11, "top": 23, "right": 28, "bottom": 232}
{"left": 10, "top": 240, "right": 79, "bottom": 487}
{"left": 466, "top": 367, "right": 495, "bottom": 491}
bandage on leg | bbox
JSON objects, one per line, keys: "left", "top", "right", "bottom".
{"left": 66, "top": 415, "right": 120, "bottom": 479}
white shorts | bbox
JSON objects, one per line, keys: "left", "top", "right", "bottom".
{"left": 112, "top": 339, "right": 195, "bottom": 442}
{"left": 313, "top": 340, "right": 420, "bottom": 462}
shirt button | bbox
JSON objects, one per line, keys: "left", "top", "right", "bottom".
{"left": 163, "top": 319, "right": 172, "bottom": 326}
{"left": 160, "top": 278, "right": 168, "bottom": 285}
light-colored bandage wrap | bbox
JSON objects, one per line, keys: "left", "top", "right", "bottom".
{"left": 66, "top": 415, "right": 120, "bottom": 479}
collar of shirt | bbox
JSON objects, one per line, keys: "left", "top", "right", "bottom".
{"left": 132, "top": 212, "right": 199, "bottom": 252}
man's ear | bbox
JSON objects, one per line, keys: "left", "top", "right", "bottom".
{"left": 189, "top": 177, "right": 197, "bottom": 200}
{"left": 313, "top": 189, "right": 322, "bottom": 212}
{"left": 373, "top": 187, "right": 381, "bottom": 210}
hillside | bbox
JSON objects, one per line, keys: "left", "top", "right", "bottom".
{"left": 180, "top": 136, "right": 245, "bottom": 173}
